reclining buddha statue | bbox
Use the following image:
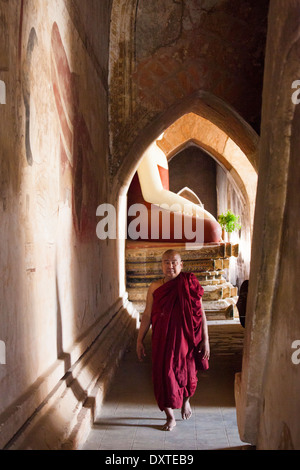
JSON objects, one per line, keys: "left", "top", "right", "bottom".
{"left": 127, "top": 140, "right": 222, "bottom": 244}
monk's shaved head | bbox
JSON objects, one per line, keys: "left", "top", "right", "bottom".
{"left": 162, "top": 249, "right": 182, "bottom": 260}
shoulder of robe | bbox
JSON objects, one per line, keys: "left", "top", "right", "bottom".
{"left": 149, "top": 278, "right": 163, "bottom": 293}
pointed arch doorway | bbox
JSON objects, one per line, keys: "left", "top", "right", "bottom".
{"left": 111, "top": 96, "right": 258, "bottom": 316}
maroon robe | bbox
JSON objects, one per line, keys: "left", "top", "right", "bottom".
{"left": 151, "top": 272, "right": 208, "bottom": 411}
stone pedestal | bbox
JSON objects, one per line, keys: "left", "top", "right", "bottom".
{"left": 125, "top": 241, "right": 239, "bottom": 320}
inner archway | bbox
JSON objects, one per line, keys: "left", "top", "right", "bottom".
{"left": 119, "top": 106, "right": 258, "bottom": 321}
{"left": 158, "top": 112, "right": 257, "bottom": 232}
{"left": 110, "top": 88, "right": 260, "bottom": 306}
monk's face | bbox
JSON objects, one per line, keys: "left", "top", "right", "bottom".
{"left": 162, "top": 253, "right": 183, "bottom": 281}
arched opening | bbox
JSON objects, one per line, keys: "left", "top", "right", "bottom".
{"left": 112, "top": 102, "right": 258, "bottom": 318}
{"left": 105, "top": 0, "right": 268, "bottom": 449}
{"left": 159, "top": 113, "right": 257, "bottom": 233}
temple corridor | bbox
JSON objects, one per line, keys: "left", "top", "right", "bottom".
{"left": 1, "top": 0, "right": 300, "bottom": 451}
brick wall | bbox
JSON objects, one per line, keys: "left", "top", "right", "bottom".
{"left": 109, "top": 0, "right": 269, "bottom": 175}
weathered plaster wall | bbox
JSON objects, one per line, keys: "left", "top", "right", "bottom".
{"left": 235, "top": 0, "right": 300, "bottom": 449}
{"left": 109, "top": 0, "right": 269, "bottom": 178}
{"left": 0, "top": 0, "right": 133, "bottom": 449}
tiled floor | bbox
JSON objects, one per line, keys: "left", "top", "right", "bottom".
{"left": 80, "top": 320, "right": 252, "bottom": 451}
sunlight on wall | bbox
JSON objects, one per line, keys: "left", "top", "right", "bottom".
{"left": 223, "top": 137, "right": 257, "bottom": 222}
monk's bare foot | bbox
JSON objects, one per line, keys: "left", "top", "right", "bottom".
{"left": 163, "top": 407, "right": 176, "bottom": 431}
{"left": 162, "top": 417, "right": 176, "bottom": 431}
{"left": 181, "top": 398, "right": 192, "bottom": 420}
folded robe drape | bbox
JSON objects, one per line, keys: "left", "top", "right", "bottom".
{"left": 151, "top": 272, "right": 208, "bottom": 411}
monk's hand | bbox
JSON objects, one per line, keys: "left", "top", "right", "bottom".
{"left": 198, "top": 338, "right": 210, "bottom": 360}
{"left": 136, "top": 340, "right": 146, "bottom": 362}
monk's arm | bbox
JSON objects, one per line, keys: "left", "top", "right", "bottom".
{"left": 136, "top": 284, "right": 154, "bottom": 361}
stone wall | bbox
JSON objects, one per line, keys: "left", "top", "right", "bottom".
{"left": 0, "top": 0, "right": 136, "bottom": 449}
{"left": 235, "top": 0, "right": 300, "bottom": 449}
{"left": 109, "top": 0, "right": 269, "bottom": 178}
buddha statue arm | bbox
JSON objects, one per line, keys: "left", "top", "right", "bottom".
{"left": 137, "top": 141, "right": 217, "bottom": 222}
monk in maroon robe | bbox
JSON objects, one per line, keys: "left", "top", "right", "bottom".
{"left": 137, "top": 250, "right": 210, "bottom": 431}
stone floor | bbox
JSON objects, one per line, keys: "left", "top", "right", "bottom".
{"left": 80, "top": 320, "right": 253, "bottom": 451}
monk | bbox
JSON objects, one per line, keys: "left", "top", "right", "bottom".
{"left": 136, "top": 249, "right": 210, "bottom": 431}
